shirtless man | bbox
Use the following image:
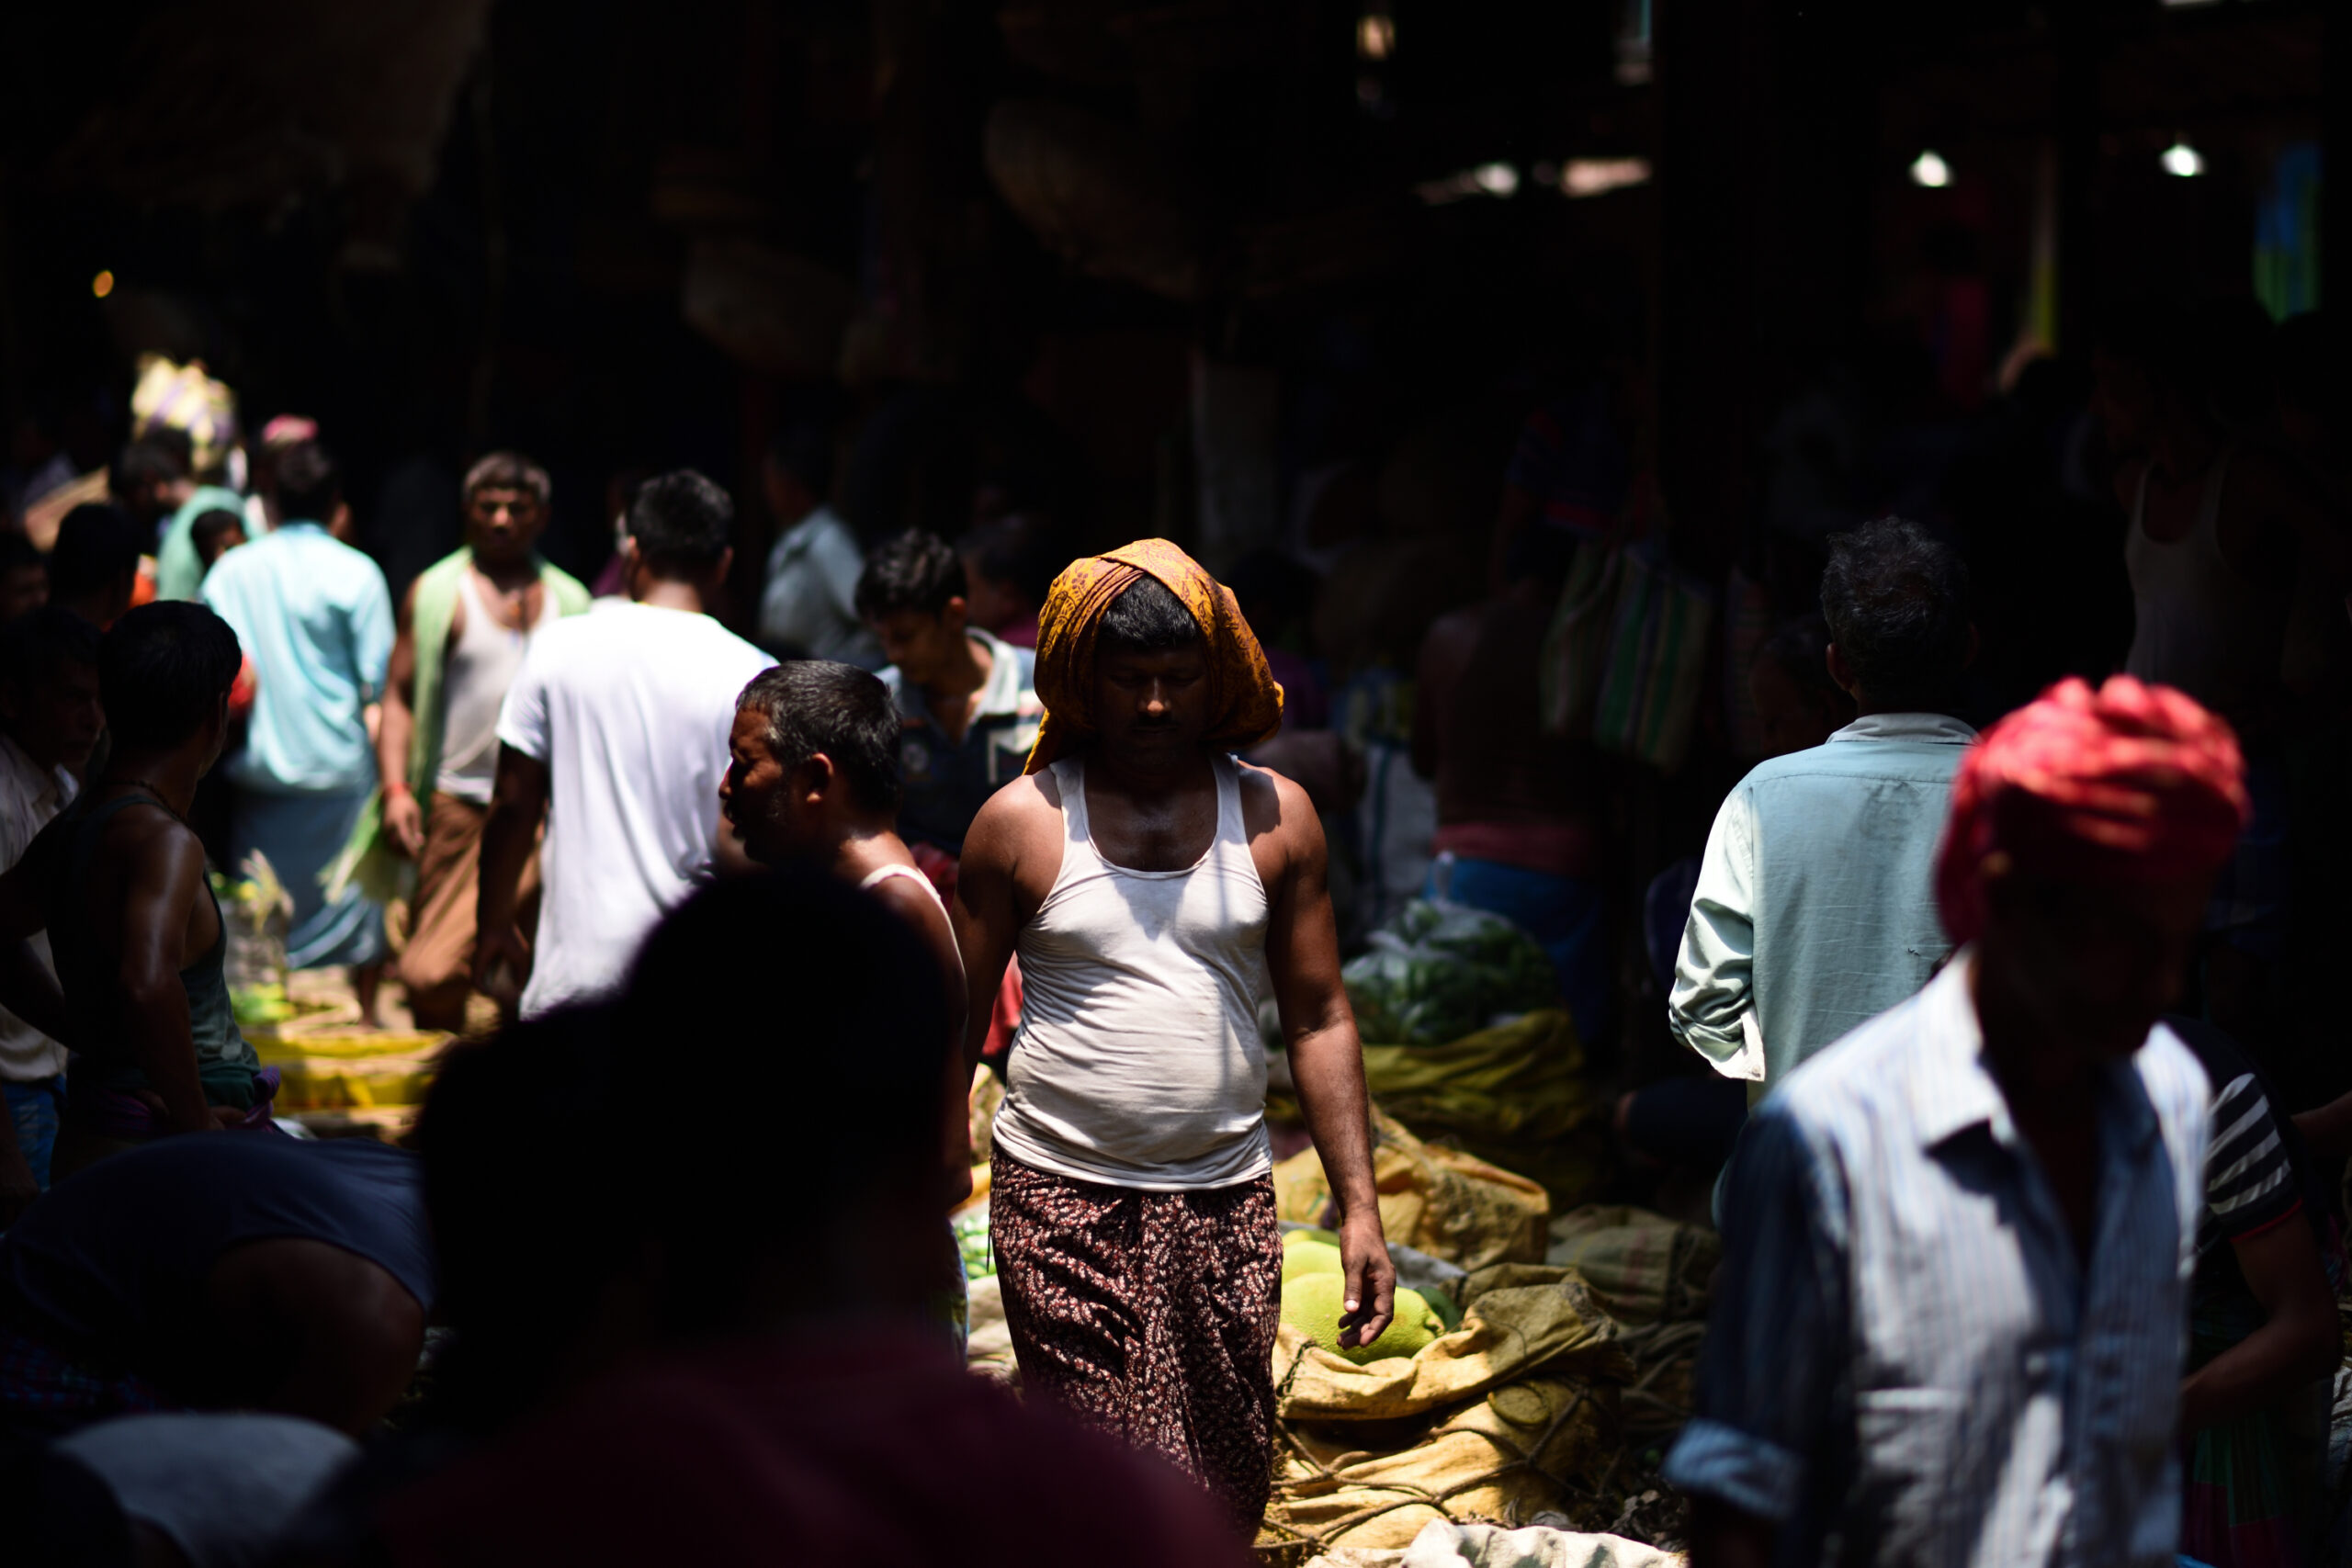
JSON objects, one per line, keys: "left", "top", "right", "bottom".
{"left": 374, "top": 453, "right": 590, "bottom": 1031}
{"left": 955, "top": 542, "right": 1389, "bottom": 1530}
{"left": 2095, "top": 303, "right": 2347, "bottom": 1052}
{"left": 2095, "top": 304, "right": 2343, "bottom": 745}
{"left": 0, "top": 604, "right": 266, "bottom": 1179}
{"left": 1413, "top": 527, "right": 1611, "bottom": 1042}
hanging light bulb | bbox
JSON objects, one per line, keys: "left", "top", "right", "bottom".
{"left": 1909, "top": 150, "right": 1952, "bottom": 189}
{"left": 2161, "top": 140, "right": 2204, "bottom": 178}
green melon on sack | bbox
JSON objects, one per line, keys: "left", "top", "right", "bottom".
{"left": 1282, "top": 1240, "right": 1345, "bottom": 1281}
{"left": 1282, "top": 1226, "right": 1341, "bottom": 1249}
{"left": 1280, "top": 1272, "right": 1444, "bottom": 1365}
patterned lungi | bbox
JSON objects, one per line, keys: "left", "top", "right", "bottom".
{"left": 989, "top": 1149, "right": 1283, "bottom": 1530}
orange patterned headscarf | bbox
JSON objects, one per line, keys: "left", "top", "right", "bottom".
{"left": 1935, "top": 675, "right": 2248, "bottom": 945}
{"left": 1025, "top": 538, "right": 1283, "bottom": 773}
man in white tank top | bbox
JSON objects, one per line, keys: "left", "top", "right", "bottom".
{"left": 721, "top": 661, "right": 970, "bottom": 1193}
{"left": 722, "top": 660, "right": 977, "bottom": 1348}
{"left": 370, "top": 455, "right": 590, "bottom": 1031}
{"left": 956, "top": 540, "right": 1392, "bottom": 1532}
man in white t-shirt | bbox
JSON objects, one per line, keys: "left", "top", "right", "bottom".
{"left": 475, "top": 470, "right": 775, "bottom": 1016}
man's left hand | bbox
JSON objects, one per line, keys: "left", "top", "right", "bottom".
{"left": 1334, "top": 1211, "right": 1396, "bottom": 1349}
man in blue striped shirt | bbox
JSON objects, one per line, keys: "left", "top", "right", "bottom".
{"left": 1668, "top": 675, "right": 2251, "bottom": 1568}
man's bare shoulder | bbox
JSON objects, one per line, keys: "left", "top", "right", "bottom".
{"left": 1234, "top": 759, "right": 1319, "bottom": 845}
{"left": 967, "top": 769, "right": 1062, "bottom": 841}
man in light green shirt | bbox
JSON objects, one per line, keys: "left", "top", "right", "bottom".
{"left": 1669, "top": 518, "right": 1978, "bottom": 1101}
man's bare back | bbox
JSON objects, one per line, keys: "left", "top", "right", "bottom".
{"left": 1414, "top": 591, "right": 1598, "bottom": 829}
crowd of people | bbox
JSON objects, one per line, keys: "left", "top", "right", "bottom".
{"left": 0, "top": 297, "right": 2334, "bottom": 1564}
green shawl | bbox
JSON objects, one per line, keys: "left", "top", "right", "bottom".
{"left": 328, "top": 548, "right": 591, "bottom": 905}
{"left": 405, "top": 547, "right": 593, "bottom": 804}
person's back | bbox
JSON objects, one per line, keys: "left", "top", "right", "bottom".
{"left": 46, "top": 788, "right": 258, "bottom": 1123}
{"left": 6, "top": 605, "right": 267, "bottom": 1170}
{"left": 1423, "top": 592, "right": 1585, "bottom": 831}
{"left": 0, "top": 1134, "right": 434, "bottom": 1446}
{"left": 1668, "top": 675, "right": 2246, "bottom": 1568}
{"left": 0, "top": 1135, "right": 431, "bottom": 1365}
{"left": 1414, "top": 528, "right": 1610, "bottom": 1040}
{"left": 198, "top": 441, "right": 394, "bottom": 1006}
{"left": 198, "top": 491, "right": 391, "bottom": 796}
{"left": 482, "top": 470, "right": 772, "bottom": 1016}
{"left": 1670, "top": 518, "right": 1975, "bottom": 1096}
{"left": 503, "top": 603, "right": 771, "bottom": 1010}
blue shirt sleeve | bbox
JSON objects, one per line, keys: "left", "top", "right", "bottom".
{"left": 350, "top": 561, "right": 395, "bottom": 703}
{"left": 1663, "top": 1105, "right": 1849, "bottom": 1525}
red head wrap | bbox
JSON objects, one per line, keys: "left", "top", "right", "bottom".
{"left": 1935, "top": 675, "right": 2248, "bottom": 946}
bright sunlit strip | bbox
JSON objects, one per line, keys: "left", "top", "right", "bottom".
{"left": 1909, "top": 151, "right": 1951, "bottom": 189}
{"left": 1561, "top": 157, "right": 1651, "bottom": 197}
{"left": 2161, "top": 141, "right": 2204, "bottom": 178}
{"left": 1357, "top": 14, "right": 1394, "bottom": 60}
{"left": 91, "top": 270, "right": 114, "bottom": 299}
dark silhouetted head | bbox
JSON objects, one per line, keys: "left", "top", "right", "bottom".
{"left": 48, "top": 503, "right": 141, "bottom": 624}
{"left": 625, "top": 469, "right": 733, "bottom": 581}
{"left": 1819, "top": 517, "right": 1972, "bottom": 714}
{"left": 274, "top": 441, "right": 345, "bottom": 526}
{"left": 98, "top": 602, "right": 243, "bottom": 756}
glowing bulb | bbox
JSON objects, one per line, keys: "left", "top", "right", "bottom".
{"left": 1356, "top": 14, "right": 1394, "bottom": 60}
{"left": 90, "top": 270, "right": 114, "bottom": 299}
{"left": 1909, "top": 151, "right": 1951, "bottom": 189}
{"left": 2161, "top": 141, "right": 2203, "bottom": 178}
{"left": 1473, "top": 163, "right": 1519, "bottom": 197}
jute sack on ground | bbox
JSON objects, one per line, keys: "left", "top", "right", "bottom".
{"left": 1275, "top": 1107, "right": 1550, "bottom": 1271}
{"left": 1277, "top": 1265, "right": 1628, "bottom": 1425}
{"left": 1360, "top": 1011, "right": 1609, "bottom": 1211}
{"left": 1306, "top": 1517, "right": 1684, "bottom": 1568}
{"left": 1543, "top": 1208, "right": 1718, "bottom": 1327}
{"left": 1263, "top": 1265, "right": 1636, "bottom": 1557}
{"left": 1267, "top": 1375, "right": 1617, "bottom": 1556}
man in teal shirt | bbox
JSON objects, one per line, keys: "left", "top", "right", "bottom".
{"left": 1669, "top": 518, "right": 1978, "bottom": 1099}
{"left": 199, "top": 441, "right": 395, "bottom": 1021}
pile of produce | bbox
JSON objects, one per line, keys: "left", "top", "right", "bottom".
{"left": 1342, "top": 900, "right": 1559, "bottom": 1046}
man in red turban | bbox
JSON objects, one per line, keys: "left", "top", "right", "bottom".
{"left": 1937, "top": 673, "right": 2247, "bottom": 1061}
{"left": 1673, "top": 675, "right": 2252, "bottom": 1566}
{"left": 954, "top": 541, "right": 1386, "bottom": 1533}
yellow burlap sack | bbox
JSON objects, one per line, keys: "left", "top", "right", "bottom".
{"left": 1276, "top": 1266, "right": 1628, "bottom": 1424}
{"left": 1543, "top": 1208, "right": 1719, "bottom": 1327}
{"left": 1359, "top": 1011, "right": 1608, "bottom": 1211}
{"left": 1275, "top": 1108, "right": 1550, "bottom": 1271}
{"left": 1267, "top": 1376, "right": 1617, "bottom": 1555}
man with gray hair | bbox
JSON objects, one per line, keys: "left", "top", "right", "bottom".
{"left": 1670, "top": 516, "right": 1978, "bottom": 1100}
{"left": 367, "top": 453, "right": 591, "bottom": 1031}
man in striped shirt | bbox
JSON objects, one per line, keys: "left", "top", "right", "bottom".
{"left": 1668, "top": 676, "right": 2249, "bottom": 1568}
{"left": 2167, "top": 1016, "right": 2340, "bottom": 1566}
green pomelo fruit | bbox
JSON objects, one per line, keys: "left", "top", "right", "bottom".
{"left": 1281, "top": 1241, "right": 1344, "bottom": 1280}
{"left": 1281, "top": 1273, "right": 1442, "bottom": 1365}
{"left": 1353, "top": 1288, "right": 1441, "bottom": 1363}
{"left": 1282, "top": 1226, "right": 1341, "bottom": 1249}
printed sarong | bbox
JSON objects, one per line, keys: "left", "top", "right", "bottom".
{"left": 989, "top": 1148, "right": 1283, "bottom": 1531}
